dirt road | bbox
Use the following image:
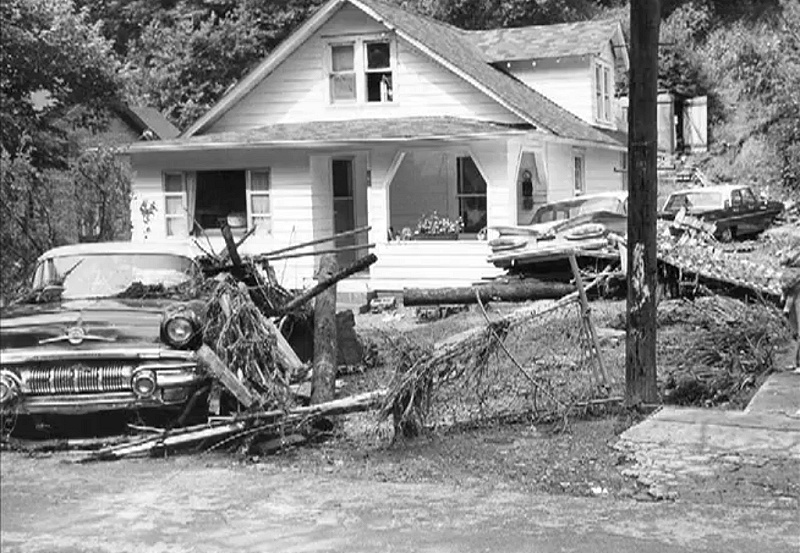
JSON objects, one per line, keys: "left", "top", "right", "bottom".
{"left": 2, "top": 452, "right": 797, "bottom": 553}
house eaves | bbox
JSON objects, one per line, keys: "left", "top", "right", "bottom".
{"left": 127, "top": 117, "right": 531, "bottom": 153}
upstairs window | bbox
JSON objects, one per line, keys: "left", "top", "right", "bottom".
{"left": 326, "top": 36, "right": 394, "bottom": 104}
{"left": 595, "top": 61, "right": 612, "bottom": 124}
{"left": 330, "top": 44, "right": 356, "bottom": 103}
{"left": 365, "top": 41, "right": 393, "bottom": 102}
{"left": 595, "top": 65, "right": 603, "bottom": 121}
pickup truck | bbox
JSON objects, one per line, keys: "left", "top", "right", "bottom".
{"left": 659, "top": 184, "right": 784, "bottom": 241}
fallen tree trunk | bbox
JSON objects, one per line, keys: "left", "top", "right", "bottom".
{"left": 403, "top": 280, "right": 575, "bottom": 306}
{"left": 79, "top": 389, "right": 386, "bottom": 462}
{"left": 312, "top": 254, "right": 337, "bottom": 405}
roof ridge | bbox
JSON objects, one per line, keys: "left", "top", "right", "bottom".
{"left": 465, "top": 17, "right": 622, "bottom": 34}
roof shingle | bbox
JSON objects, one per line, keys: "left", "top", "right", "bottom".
{"left": 353, "top": 0, "right": 624, "bottom": 146}
{"left": 129, "top": 117, "right": 528, "bottom": 152}
{"left": 466, "top": 19, "right": 622, "bottom": 63}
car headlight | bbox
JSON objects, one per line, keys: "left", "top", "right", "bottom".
{"left": 0, "top": 371, "right": 20, "bottom": 406}
{"left": 165, "top": 317, "right": 194, "bottom": 345}
{"left": 161, "top": 301, "right": 204, "bottom": 349}
{"left": 132, "top": 370, "right": 157, "bottom": 398}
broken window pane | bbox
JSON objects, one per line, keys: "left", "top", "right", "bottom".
{"left": 366, "top": 72, "right": 392, "bottom": 102}
{"left": 366, "top": 42, "right": 390, "bottom": 69}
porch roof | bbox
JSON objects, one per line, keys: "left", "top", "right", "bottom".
{"left": 126, "top": 117, "right": 530, "bottom": 153}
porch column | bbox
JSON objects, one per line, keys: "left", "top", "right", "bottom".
{"left": 469, "top": 139, "right": 512, "bottom": 228}
{"left": 367, "top": 147, "right": 405, "bottom": 244}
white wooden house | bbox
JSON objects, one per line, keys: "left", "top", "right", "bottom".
{"left": 126, "top": 0, "right": 629, "bottom": 294}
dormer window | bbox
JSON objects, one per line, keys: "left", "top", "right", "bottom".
{"left": 326, "top": 36, "right": 395, "bottom": 104}
{"left": 594, "top": 60, "right": 612, "bottom": 124}
{"left": 330, "top": 44, "right": 356, "bottom": 103}
{"left": 365, "top": 41, "right": 393, "bottom": 102}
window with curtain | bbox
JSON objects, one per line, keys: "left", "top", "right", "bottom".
{"left": 164, "top": 173, "right": 187, "bottom": 237}
{"left": 456, "top": 156, "right": 487, "bottom": 233}
{"left": 330, "top": 43, "right": 356, "bottom": 103}
{"left": 248, "top": 170, "right": 271, "bottom": 234}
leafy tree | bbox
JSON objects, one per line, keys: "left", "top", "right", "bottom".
{"left": 122, "top": 0, "right": 324, "bottom": 129}
{"left": 0, "top": 0, "right": 123, "bottom": 167}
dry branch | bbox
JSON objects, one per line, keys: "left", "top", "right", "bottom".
{"left": 79, "top": 390, "right": 386, "bottom": 461}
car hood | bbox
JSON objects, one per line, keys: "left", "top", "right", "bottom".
{"left": 0, "top": 297, "right": 180, "bottom": 351}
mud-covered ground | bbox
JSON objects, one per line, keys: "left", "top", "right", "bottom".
{"left": 2, "top": 296, "right": 799, "bottom": 552}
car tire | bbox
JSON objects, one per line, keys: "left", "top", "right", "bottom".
{"left": 719, "top": 227, "right": 735, "bottom": 242}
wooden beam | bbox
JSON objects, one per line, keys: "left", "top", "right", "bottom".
{"left": 626, "top": 0, "right": 661, "bottom": 407}
{"left": 196, "top": 344, "right": 260, "bottom": 409}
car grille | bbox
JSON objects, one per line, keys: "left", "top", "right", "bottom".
{"left": 20, "top": 363, "right": 133, "bottom": 395}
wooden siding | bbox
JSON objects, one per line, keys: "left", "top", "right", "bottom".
{"left": 371, "top": 241, "right": 502, "bottom": 290}
{"left": 544, "top": 142, "right": 623, "bottom": 202}
{"left": 130, "top": 149, "right": 324, "bottom": 289}
{"left": 208, "top": 4, "right": 520, "bottom": 132}
{"left": 585, "top": 147, "right": 625, "bottom": 194}
{"left": 504, "top": 57, "right": 592, "bottom": 124}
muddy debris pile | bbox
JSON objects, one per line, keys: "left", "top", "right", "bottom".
{"left": 72, "top": 226, "right": 381, "bottom": 461}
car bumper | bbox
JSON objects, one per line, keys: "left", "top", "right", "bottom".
{"left": 0, "top": 348, "right": 207, "bottom": 415}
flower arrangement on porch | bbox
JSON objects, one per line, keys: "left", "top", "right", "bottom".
{"left": 413, "top": 211, "right": 463, "bottom": 240}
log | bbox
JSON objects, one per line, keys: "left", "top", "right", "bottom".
{"left": 278, "top": 253, "right": 378, "bottom": 314}
{"left": 261, "top": 242, "right": 375, "bottom": 262}
{"left": 256, "top": 226, "right": 371, "bottom": 259}
{"left": 312, "top": 254, "right": 338, "bottom": 405}
{"left": 79, "top": 389, "right": 387, "bottom": 461}
{"left": 196, "top": 344, "right": 260, "bottom": 409}
{"left": 403, "top": 280, "right": 576, "bottom": 306}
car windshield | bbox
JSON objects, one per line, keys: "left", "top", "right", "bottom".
{"left": 531, "top": 197, "right": 621, "bottom": 224}
{"left": 664, "top": 191, "right": 724, "bottom": 212}
{"left": 33, "top": 253, "right": 196, "bottom": 299}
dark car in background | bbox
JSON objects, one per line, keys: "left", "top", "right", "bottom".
{"left": 0, "top": 242, "right": 208, "bottom": 416}
{"left": 660, "top": 184, "right": 784, "bottom": 242}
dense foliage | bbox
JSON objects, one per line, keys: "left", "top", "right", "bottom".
{"left": 1, "top": 0, "right": 797, "bottom": 300}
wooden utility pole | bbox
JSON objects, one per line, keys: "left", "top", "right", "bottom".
{"left": 626, "top": 0, "right": 661, "bottom": 407}
{"left": 311, "top": 254, "right": 338, "bottom": 405}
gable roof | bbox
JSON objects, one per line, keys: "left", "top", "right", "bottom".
{"left": 183, "top": 0, "right": 625, "bottom": 148}
{"left": 467, "top": 19, "right": 628, "bottom": 66}
{"left": 117, "top": 105, "right": 180, "bottom": 140}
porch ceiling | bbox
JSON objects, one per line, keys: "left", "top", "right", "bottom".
{"left": 126, "top": 117, "right": 531, "bottom": 153}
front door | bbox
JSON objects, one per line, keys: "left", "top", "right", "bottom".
{"left": 332, "top": 158, "right": 356, "bottom": 266}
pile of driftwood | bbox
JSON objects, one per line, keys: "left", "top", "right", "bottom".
{"left": 379, "top": 271, "right": 614, "bottom": 438}
{"left": 78, "top": 223, "right": 380, "bottom": 461}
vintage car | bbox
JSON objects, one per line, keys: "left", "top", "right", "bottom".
{"left": 0, "top": 242, "right": 209, "bottom": 416}
{"left": 659, "top": 184, "right": 784, "bottom": 241}
{"left": 489, "top": 191, "right": 628, "bottom": 254}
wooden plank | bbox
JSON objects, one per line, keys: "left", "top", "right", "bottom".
{"left": 196, "top": 344, "right": 260, "bottom": 409}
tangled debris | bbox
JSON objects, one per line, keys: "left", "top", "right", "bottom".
{"left": 658, "top": 296, "right": 791, "bottom": 408}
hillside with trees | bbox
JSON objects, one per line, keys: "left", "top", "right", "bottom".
{"left": 1, "top": 0, "right": 798, "bottom": 300}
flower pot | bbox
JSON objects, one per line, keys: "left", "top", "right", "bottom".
{"left": 413, "top": 233, "right": 459, "bottom": 241}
